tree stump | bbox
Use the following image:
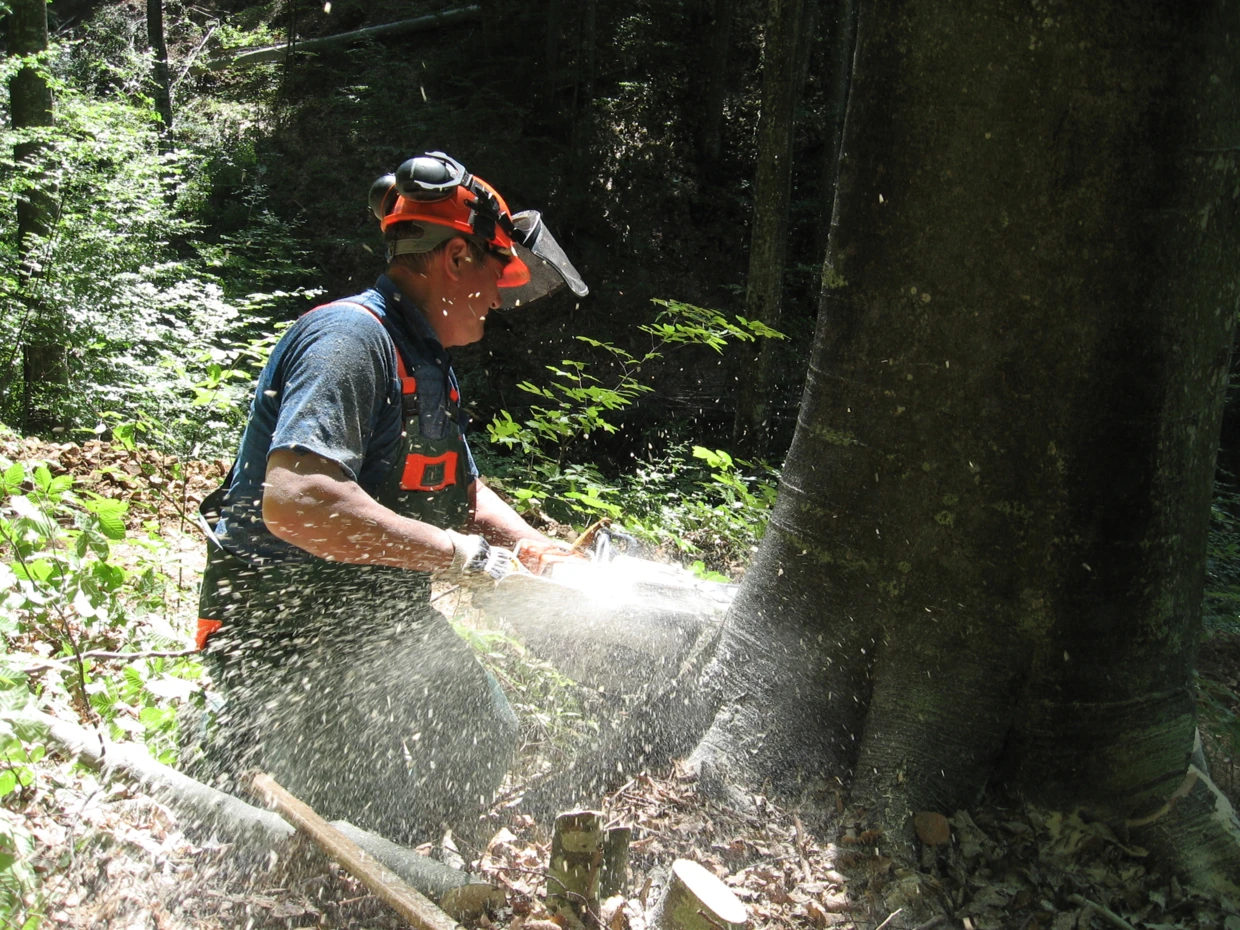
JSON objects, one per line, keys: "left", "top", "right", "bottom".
{"left": 600, "top": 826, "right": 632, "bottom": 899}
{"left": 547, "top": 810, "right": 604, "bottom": 926}
{"left": 650, "top": 859, "right": 747, "bottom": 930}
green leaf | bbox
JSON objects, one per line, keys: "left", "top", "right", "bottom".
{"left": 1, "top": 463, "right": 24, "bottom": 494}
{"left": 32, "top": 466, "right": 52, "bottom": 493}
{"left": 83, "top": 496, "right": 127, "bottom": 540}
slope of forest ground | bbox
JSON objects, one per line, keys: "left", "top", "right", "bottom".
{"left": 1, "top": 432, "right": 1239, "bottom": 929}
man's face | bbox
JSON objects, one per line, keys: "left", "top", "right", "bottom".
{"left": 426, "top": 246, "right": 507, "bottom": 347}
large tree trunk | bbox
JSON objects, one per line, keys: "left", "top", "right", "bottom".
{"left": 6, "top": 0, "right": 65, "bottom": 433}
{"left": 732, "top": 0, "right": 815, "bottom": 455}
{"left": 696, "top": 0, "right": 1240, "bottom": 881}
{"left": 813, "top": 0, "right": 858, "bottom": 264}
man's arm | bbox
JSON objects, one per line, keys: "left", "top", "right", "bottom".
{"left": 468, "top": 479, "right": 555, "bottom": 548}
{"left": 470, "top": 479, "right": 581, "bottom": 575}
{"left": 263, "top": 448, "right": 455, "bottom": 572}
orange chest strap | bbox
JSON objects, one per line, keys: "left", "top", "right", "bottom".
{"left": 307, "top": 300, "right": 462, "bottom": 494}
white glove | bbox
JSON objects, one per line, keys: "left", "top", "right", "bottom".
{"left": 446, "top": 530, "right": 515, "bottom": 581}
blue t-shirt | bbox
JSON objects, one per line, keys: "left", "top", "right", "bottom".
{"left": 214, "top": 275, "right": 478, "bottom": 563}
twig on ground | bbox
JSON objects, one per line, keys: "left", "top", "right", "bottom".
{"left": 430, "top": 584, "right": 460, "bottom": 605}
{"left": 81, "top": 648, "right": 197, "bottom": 661}
{"left": 875, "top": 908, "right": 902, "bottom": 930}
{"left": 1069, "top": 893, "right": 1137, "bottom": 930}
{"left": 792, "top": 813, "right": 813, "bottom": 882}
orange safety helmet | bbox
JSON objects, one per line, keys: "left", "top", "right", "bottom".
{"left": 370, "top": 152, "right": 588, "bottom": 308}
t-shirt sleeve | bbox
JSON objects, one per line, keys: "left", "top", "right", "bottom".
{"left": 268, "top": 307, "right": 394, "bottom": 482}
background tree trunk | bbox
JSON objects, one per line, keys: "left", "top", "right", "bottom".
{"left": 543, "top": 0, "right": 562, "bottom": 125}
{"left": 697, "top": 0, "right": 1240, "bottom": 857}
{"left": 698, "top": 0, "right": 734, "bottom": 174}
{"left": 6, "top": 0, "right": 65, "bottom": 433}
{"left": 732, "top": 0, "right": 815, "bottom": 455}
{"left": 147, "top": 0, "right": 174, "bottom": 132}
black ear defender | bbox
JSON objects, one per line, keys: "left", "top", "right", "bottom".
{"left": 393, "top": 152, "right": 469, "bottom": 201}
{"left": 369, "top": 175, "right": 398, "bottom": 221}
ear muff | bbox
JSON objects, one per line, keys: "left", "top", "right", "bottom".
{"left": 369, "top": 175, "right": 398, "bottom": 222}
{"left": 393, "top": 152, "right": 469, "bottom": 202}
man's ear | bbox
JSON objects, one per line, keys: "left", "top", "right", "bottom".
{"left": 441, "top": 237, "right": 472, "bottom": 280}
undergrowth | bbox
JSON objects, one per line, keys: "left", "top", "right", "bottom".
{"left": 0, "top": 431, "right": 202, "bottom": 925}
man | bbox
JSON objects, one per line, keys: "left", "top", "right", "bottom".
{"left": 196, "top": 152, "right": 588, "bottom": 844}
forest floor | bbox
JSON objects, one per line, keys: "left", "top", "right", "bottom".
{"left": 3, "top": 432, "right": 1240, "bottom": 930}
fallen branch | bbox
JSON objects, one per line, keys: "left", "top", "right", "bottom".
{"left": 13, "top": 708, "right": 501, "bottom": 918}
{"left": 246, "top": 772, "right": 462, "bottom": 930}
{"left": 201, "top": 5, "right": 480, "bottom": 71}
{"left": 9, "top": 708, "right": 292, "bottom": 849}
{"left": 173, "top": 23, "right": 217, "bottom": 92}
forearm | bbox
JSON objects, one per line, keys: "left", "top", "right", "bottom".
{"left": 468, "top": 480, "right": 553, "bottom": 548}
{"left": 263, "top": 449, "right": 454, "bottom": 572}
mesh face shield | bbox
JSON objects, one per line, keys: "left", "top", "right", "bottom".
{"left": 500, "top": 210, "right": 590, "bottom": 310}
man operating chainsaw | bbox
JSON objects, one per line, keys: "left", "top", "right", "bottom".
{"left": 195, "top": 151, "right": 588, "bottom": 844}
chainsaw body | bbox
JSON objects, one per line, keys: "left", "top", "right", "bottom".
{"left": 472, "top": 530, "right": 736, "bottom": 699}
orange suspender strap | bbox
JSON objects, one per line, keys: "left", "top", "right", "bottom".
{"left": 196, "top": 618, "right": 222, "bottom": 651}
{"left": 322, "top": 302, "right": 462, "bottom": 494}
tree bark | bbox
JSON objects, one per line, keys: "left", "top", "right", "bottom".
{"left": 813, "top": 0, "right": 858, "bottom": 264}
{"left": 697, "top": 0, "right": 1240, "bottom": 886}
{"left": 699, "top": 0, "right": 734, "bottom": 172}
{"left": 650, "top": 859, "right": 747, "bottom": 930}
{"left": 147, "top": 0, "right": 174, "bottom": 131}
{"left": 546, "top": 810, "right": 603, "bottom": 925}
{"left": 732, "top": 0, "right": 815, "bottom": 455}
{"left": 6, "top": 0, "right": 65, "bottom": 433}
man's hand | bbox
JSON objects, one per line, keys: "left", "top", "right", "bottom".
{"left": 512, "top": 538, "right": 588, "bottom": 576}
{"left": 446, "top": 530, "right": 516, "bottom": 581}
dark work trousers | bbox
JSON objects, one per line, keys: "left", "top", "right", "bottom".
{"left": 199, "top": 543, "right": 517, "bottom": 846}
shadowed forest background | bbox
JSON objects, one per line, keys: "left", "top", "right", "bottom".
{"left": 2, "top": 0, "right": 1240, "bottom": 927}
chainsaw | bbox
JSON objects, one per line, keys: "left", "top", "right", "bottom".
{"left": 473, "top": 521, "right": 736, "bottom": 697}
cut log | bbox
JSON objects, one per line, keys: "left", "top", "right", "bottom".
{"left": 548, "top": 810, "right": 604, "bottom": 926}
{"left": 13, "top": 710, "right": 502, "bottom": 916}
{"left": 201, "top": 5, "right": 481, "bottom": 71}
{"left": 246, "top": 772, "right": 462, "bottom": 930}
{"left": 650, "top": 859, "right": 747, "bottom": 930}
